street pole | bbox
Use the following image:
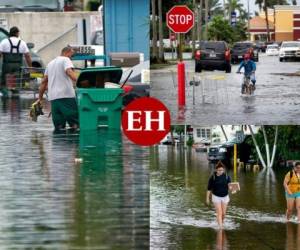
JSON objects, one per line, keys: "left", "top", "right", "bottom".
{"left": 247, "top": 0, "right": 250, "bottom": 40}
{"left": 204, "top": 0, "right": 209, "bottom": 39}
{"left": 178, "top": 33, "right": 183, "bottom": 61}
{"left": 234, "top": 144, "right": 237, "bottom": 182}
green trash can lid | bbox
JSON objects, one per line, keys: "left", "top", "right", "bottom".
{"left": 77, "top": 66, "right": 123, "bottom": 88}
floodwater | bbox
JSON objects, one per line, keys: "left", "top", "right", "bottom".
{"left": 150, "top": 54, "right": 300, "bottom": 125}
{"left": 0, "top": 97, "right": 149, "bottom": 249}
{"left": 150, "top": 146, "right": 299, "bottom": 250}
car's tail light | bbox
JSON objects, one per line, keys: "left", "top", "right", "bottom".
{"left": 195, "top": 50, "right": 201, "bottom": 60}
{"left": 225, "top": 50, "right": 230, "bottom": 61}
{"left": 122, "top": 85, "right": 134, "bottom": 93}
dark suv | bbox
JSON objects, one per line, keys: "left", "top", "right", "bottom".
{"left": 194, "top": 41, "right": 231, "bottom": 73}
{"left": 231, "top": 42, "right": 259, "bottom": 64}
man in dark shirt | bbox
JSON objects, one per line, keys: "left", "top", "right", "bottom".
{"left": 206, "top": 162, "right": 231, "bottom": 228}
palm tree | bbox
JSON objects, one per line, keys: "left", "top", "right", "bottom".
{"left": 225, "top": 0, "right": 246, "bottom": 21}
{"left": 198, "top": 0, "right": 203, "bottom": 42}
{"left": 192, "top": 0, "right": 197, "bottom": 57}
{"left": 151, "top": 0, "right": 158, "bottom": 60}
{"left": 209, "top": 0, "right": 223, "bottom": 16}
{"left": 205, "top": 0, "right": 209, "bottom": 39}
{"left": 158, "top": 0, "right": 164, "bottom": 62}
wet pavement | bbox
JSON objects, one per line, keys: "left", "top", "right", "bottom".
{"left": 150, "top": 146, "right": 299, "bottom": 250}
{"left": 0, "top": 97, "right": 149, "bottom": 249}
{"left": 150, "top": 54, "right": 300, "bottom": 125}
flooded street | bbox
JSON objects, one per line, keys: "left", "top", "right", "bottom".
{"left": 150, "top": 146, "right": 299, "bottom": 250}
{"left": 0, "top": 97, "right": 149, "bottom": 249}
{"left": 151, "top": 54, "right": 300, "bottom": 125}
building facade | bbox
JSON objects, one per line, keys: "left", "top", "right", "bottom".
{"left": 249, "top": 6, "right": 300, "bottom": 42}
{"left": 274, "top": 5, "right": 300, "bottom": 41}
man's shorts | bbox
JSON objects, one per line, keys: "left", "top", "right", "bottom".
{"left": 212, "top": 194, "right": 230, "bottom": 204}
{"left": 51, "top": 98, "right": 79, "bottom": 130}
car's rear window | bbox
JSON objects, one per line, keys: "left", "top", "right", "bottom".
{"left": 209, "top": 147, "right": 218, "bottom": 153}
{"left": 233, "top": 43, "right": 252, "bottom": 49}
{"left": 267, "top": 45, "right": 278, "bottom": 49}
{"left": 200, "top": 42, "right": 226, "bottom": 52}
{"left": 281, "top": 43, "right": 300, "bottom": 48}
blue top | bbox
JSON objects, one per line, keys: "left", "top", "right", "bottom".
{"left": 237, "top": 60, "right": 256, "bottom": 76}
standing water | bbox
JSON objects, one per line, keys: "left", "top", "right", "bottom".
{"left": 150, "top": 146, "right": 299, "bottom": 250}
{"left": 0, "top": 97, "right": 149, "bottom": 249}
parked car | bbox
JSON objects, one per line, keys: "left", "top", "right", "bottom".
{"left": 255, "top": 41, "right": 267, "bottom": 52}
{"left": 266, "top": 44, "right": 279, "bottom": 56}
{"left": 207, "top": 137, "right": 252, "bottom": 167}
{"left": 208, "top": 144, "right": 229, "bottom": 163}
{"left": 0, "top": 0, "right": 60, "bottom": 12}
{"left": 231, "top": 42, "right": 259, "bottom": 64}
{"left": 194, "top": 41, "right": 231, "bottom": 73}
{"left": 279, "top": 41, "right": 300, "bottom": 62}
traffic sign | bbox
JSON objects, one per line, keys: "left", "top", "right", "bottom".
{"left": 231, "top": 11, "right": 237, "bottom": 26}
{"left": 166, "top": 5, "right": 195, "bottom": 33}
{"left": 170, "top": 33, "right": 176, "bottom": 41}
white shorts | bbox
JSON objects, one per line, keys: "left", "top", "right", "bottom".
{"left": 212, "top": 194, "right": 230, "bottom": 204}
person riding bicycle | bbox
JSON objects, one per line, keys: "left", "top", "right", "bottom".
{"left": 236, "top": 53, "right": 256, "bottom": 94}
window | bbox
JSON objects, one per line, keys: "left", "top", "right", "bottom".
{"left": 196, "top": 128, "right": 211, "bottom": 139}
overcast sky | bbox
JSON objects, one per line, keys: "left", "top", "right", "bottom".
{"left": 238, "top": 0, "right": 300, "bottom": 17}
{"left": 240, "top": 0, "right": 258, "bottom": 16}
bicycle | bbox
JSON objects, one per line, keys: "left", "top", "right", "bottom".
{"left": 237, "top": 72, "right": 255, "bottom": 96}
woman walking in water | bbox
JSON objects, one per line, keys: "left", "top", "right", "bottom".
{"left": 283, "top": 162, "right": 300, "bottom": 222}
{"left": 206, "top": 161, "right": 232, "bottom": 228}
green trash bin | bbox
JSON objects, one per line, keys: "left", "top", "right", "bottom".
{"left": 76, "top": 66, "right": 124, "bottom": 130}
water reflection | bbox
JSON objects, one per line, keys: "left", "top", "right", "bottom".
{"left": 0, "top": 98, "right": 149, "bottom": 249}
{"left": 215, "top": 229, "right": 228, "bottom": 250}
{"left": 286, "top": 223, "right": 300, "bottom": 250}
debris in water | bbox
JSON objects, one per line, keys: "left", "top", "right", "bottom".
{"left": 74, "top": 158, "right": 83, "bottom": 163}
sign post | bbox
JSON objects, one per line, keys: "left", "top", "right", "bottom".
{"left": 166, "top": 5, "right": 194, "bottom": 107}
{"left": 231, "top": 11, "right": 237, "bottom": 27}
{"left": 170, "top": 32, "right": 176, "bottom": 60}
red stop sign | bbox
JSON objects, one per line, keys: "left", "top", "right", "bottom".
{"left": 166, "top": 5, "right": 195, "bottom": 33}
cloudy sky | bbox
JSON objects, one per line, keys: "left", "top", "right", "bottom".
{"left": 236, "top": 0, "right": 299, "bottom": 17}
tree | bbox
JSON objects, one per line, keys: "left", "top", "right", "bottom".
{"left": 245, "top": 126, "right": 300, "bottom": 166}
{"left": 192, "top": 0, "right": 197, "bottom": 58}
{"left": 198, "top": 0, "right": 203, "bottom": 41}
{"left": 158, "top": 0, "right": 164, "bottom": 62}
{"left": 233, "top": 20, "right": 248, "bottom": 41}
{"left": 204, "top": 0, "right": 209, "bottom": 39}
{"left": 209, "top": 0, "right": 223, "bottom": 16}
{"left": 207, "top": 16, "right": 235, "bottom": 43}
{"left": 151, "top": 0, "right": 158, "bottom": 61}
{"left": 224, "top": 0, "right": 246, "bottom": 21}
